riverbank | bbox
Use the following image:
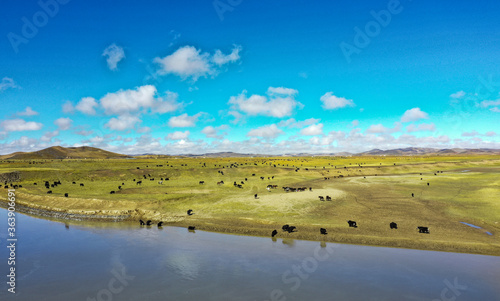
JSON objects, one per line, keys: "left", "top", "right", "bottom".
{"left": 2, "top": 193, "right": 499, "bottom": 256}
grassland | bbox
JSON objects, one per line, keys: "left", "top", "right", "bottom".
{"left": 1, "top": 155, "right": 499, "bottom": 255}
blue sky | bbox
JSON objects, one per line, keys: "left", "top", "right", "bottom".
{"left": 1, "top": 0, "right": 499, "bottom": 154}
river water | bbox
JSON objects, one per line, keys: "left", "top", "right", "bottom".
{"left": 0, "top": 209, "right": 499, "bottom": 301}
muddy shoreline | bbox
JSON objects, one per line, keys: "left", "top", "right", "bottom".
{"left": 1, "top": 198, "right": 499, "bottom": 257}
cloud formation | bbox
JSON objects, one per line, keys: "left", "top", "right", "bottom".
{"left": 17, "top": 107, "right": 39, "bottom": 116}
{"left": 1, "top": 119, "right": 43, "bottom": 132}
{"left": 102, "top": 44, "right": 125, "bottom": 70}
{"left": 247, "top": 124, "right": 284, "bottom": 138}
{"left": 229, "top": 87, "right": 301, "bottom": 118}
{"left": 401, "top": 108, "right": 429, "bottom": 122}
{"left": 154, "top": 45, "right": 241, "bottom": 81}
{"left": 54, "top": 117, "right": 72, "bottom": 130}
{"left": 0, "top": 77, "right": 18, "bottom": 92}
{"left": 320, "top": 92, "right": 355, "bottom": 110}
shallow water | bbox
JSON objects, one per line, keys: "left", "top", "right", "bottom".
{"left": 460, "top": 222, "right": 494, "bottom": 236}
{"left": 0, "top": 209, "right": 499, "bottom": 301}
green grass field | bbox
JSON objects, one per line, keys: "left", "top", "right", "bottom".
{"left": 1, "top": 155, "right": 499, "bottom": 255}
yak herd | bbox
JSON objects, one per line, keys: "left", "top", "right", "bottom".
{"left": 3, "top": 159, "right": 439, "bottom": 239}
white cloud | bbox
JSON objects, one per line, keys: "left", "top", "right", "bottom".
{"left": 461, "top": 130, "right": 479, "bottom": 137}
{"left": 201, "top": 125, "right": 228, "bottom": 139}
{"left": 366, "top": 124, "right": 390, "bottom": 134}
{"left": 153, "top": 91, "right": 181, "bottom": 114}
{"left": 166, "top": 131, "right": 190, "bottom": 140}
{"left": 18, "top": 107, "right": 39, "bottom": 116}
{"left": 229, "top": 87, "right": 301, "bottom": 118}
{"left": 1, "top": 119, "right": 43, "bottom": 132}
{"left": 450, "top": 91, "right": 466, "bottom": 99}
{"left": 479, "top": 99, "right": 500, "bottom": 108}
{"left": 300, "top": 123, "right": 323, "bottom": 136}
{"left": 54, "top": 117, "right": 72, "bottom": 130}
{"left": 97, "top": 85, "right": 180, "bottom": 115}
{"left": 366, "top": 122, "right": 401, "bottom": 134}
{"left": 401, "top": 108, "right": 429, "bottom": 122}
{"left": 267, "top": 87, "right": 298, "bottom": 96}
{"left": 100, "top": 85, "right": 156, "bottom": 115}
{"left": 154, "top": 45, "right": 241, "bottom": 82}
{"left": 490, "top": 107, "right": 500, "bottom": 113}
{"left": 62, "top": 101, "right": 75, "bottom": 114}
{"left": 406, "top": 123, "right": 435, "bottom": 132}
{"left": 247, "top": 124, "right": 284, "bottom": 139}
{"left": 462, "top": 130, "right": 497, "bottom": 137}
{"left": 76, "top": 97, "right": 99, "bottom": 115}
{"left": 105, "top": 115, "right": 141, "bottom": 130}
{"left": 212, "top": 45, "right": 242, "bottom": 65}
{"left": 102, "top": 44, "right": 125, "bottom": 70}
{"left": 278, "top": 118, "right": 320, "bottom": 128}
{"left": 351, "top": 120, "right": 359, "bottom": 127}
{"left": 75, "top": 130, "right": 94, "bottom": 136}
{"left": 41, "top": 130, "right": 59, "bottom": 142}
{"left": 168, "top": 113, "right": 200, "bottom": 127}
{"left": 0, "top": 77, "right": 18, "bottom": 92}
{"left": 320, "top": 92, "right": 355, "bottom": 110}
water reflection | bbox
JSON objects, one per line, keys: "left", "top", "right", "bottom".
{"left": 0, "top": 209, "right": 499, "bottom": 301}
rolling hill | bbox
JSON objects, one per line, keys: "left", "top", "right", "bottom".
{"left": 0, "top": 146, "right": 131, "bottom": 160}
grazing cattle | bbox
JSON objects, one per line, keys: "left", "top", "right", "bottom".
{"left": 241, "top": 181, "right": 245, "bottom": 185}
{"left": 187, "top": 209, "right": 194, "bottom": 215}
{"left": 245, "top": 178, "right": 248, "bottom": 181}
{"left": 139, "top": 220, "right": 145, "bottom": 226}
{"left": 199, "top": 181, "right": 205, "bottom": 185}
{"left": 418, "top": 226, "right": 429, "bottom": 234}
{"left": 411, "top": 193, "right": 414, "bottom": 197}
{"left": 47, "top": 190, "right": 52, "bottom": 194}
{"left": 137, "top": 181, "right": 142, "bottom": 185}
{"left": 146, "top": 220, "right": 152, "bottom": 226}
{"left": 309, "top": 187, "right": 312, "bottom": 191}
{"left": 282, "top": 224, "right": 290, "bottom": 231}
{"left": 272, "top": 230, "right": 278, "bottom": 237}
{"left": 80, "top": 183, "right": 84, "bottom": 187}
{"left": 427, "top": 183, "right": 430, "bottom": 186}
{"left": 72, "top": 182, "right": 76, "bottom": 184}
{"left": 287, "top": 226, "right": 296, "bottom": 233}
{"left": 34, "top": 182, "right": 37, "bottom": 185}
{"left": 252, "top": 174, "right": 256, "bottom": 176}
{"left": 318, "top": 196, "right": 324, "bottom": 201}
{"left": 347, "top": 220, "right": 357, "bottom": 228}
{"left": 326, "top": 196, "right": 332, "bottom": 201}
{"left": 390, "top": 222, "right": 398, "bottom": 229}
{"left": 110, "top": 191, "right": 115, "bottom": 194}
{"left": 260, "top": 177, "right": 265, "bottom": 180}
{"left": 64, "top": 193, "right": 68, "bottom": 197}
{"left": 320, "top": 228, "right": 327, "bottom": 235}
{"left": 158, "top": 181, "right": 163, "bottom": 185}
{"left": 237, "top": 184, "right": 243, "bottom": 188}
{"left": 254, "top": 194, "right": 258, "bottom": 199}
{"left": 217, "top": 181, "right": 224, "bottom": 185}
{"left": 158, "top": 221, "right": 164, "bottom": 227}
{"left": 188, "top": 226, "right": 196, "bottom": 231}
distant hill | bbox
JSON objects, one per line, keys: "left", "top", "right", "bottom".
{"left": 0, "top": 146, "right": 131, "bottom": 160}
{"left": 1, "top": 146, "right": 498, "bottom": 160}
{"left": 358, "top": 147, "right": 500, "bottom": 156}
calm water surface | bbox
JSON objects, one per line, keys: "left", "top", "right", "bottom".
{"left": 0, "top": 209, "right": 499, "bottom": 301}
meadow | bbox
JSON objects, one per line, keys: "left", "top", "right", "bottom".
{"left": 1, "top": 155, "right": 499, "bottom": 255}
